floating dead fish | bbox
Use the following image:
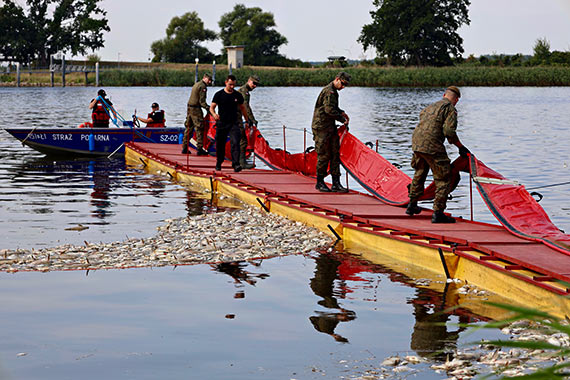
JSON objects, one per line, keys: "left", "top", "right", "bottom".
{"left": 64, "top": 224, "right": 89, "bottom": 231}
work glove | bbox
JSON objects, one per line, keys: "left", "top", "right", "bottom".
{"left": 458, "top": 146, "right": 471, "bottom": 158}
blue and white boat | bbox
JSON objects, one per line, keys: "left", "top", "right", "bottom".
{"left": 5, "top": 126, "right": 185, "bottom": 157}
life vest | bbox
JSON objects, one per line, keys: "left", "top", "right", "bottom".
{"left": 91, "top": 99, "right": 110, "bottom": 126}
{"left": 78, "top": 122, "right": 93, "bottom": 128}
{"left": 147, "top": 110, "right": 165, "bottom": 128}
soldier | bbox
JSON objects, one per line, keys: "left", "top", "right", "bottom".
{"left": 406, "top": 86, "right": 471, "bottom": 223}
{"left": 182, "top": 73, "right": 213, "bottom": 155}
{"left": 236, "top": 75, "right": 260, "bottom": 169}
{"left": 311, "top": 72, "right": 351, "bottom": 192}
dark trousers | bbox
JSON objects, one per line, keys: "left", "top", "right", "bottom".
{"left": 215, "top": 122, "right": 241, "bottom": 167}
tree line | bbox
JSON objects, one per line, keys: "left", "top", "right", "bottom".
{"left": 149, "top": 4, "right": 308, "bottom": 67}
{"left": 1, "top": 0, "right": 568, "bottom": 69}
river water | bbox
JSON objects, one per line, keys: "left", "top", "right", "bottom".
{"left": 0, "top": 86, "right": 568, "bottom": 379}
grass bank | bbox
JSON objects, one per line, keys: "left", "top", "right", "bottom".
{"left": 2, "top": 66, "right": 570, "bottom": 87}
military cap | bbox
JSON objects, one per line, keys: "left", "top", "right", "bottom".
{"left": 446, "top": 85, "right": 461, "bottom": 98}
{"left": 249, "top": 75, "right": 260, "bottom": 85}
{"left": 203, "top": 73, "right": 212, "bottom": 79}
{"left": 336, "top": 71, "right": 351, "bottom": 84}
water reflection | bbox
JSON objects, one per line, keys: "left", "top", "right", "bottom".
{"left": 309, "top": 253, "right": 356, "bottom": 343}
{"left": 309, "top": 251, "right": 486, "bottom": 354}
{"left": 212, "top": 260, "right": 269, "bottom": 299}
{"left": 409, "top": 287, "right": 468, "bottom": 360}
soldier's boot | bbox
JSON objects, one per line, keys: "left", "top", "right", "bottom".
{"left": 315, "top": 176, "right": 331, "bottom": 192}
{"left": 239, "top": 157, "right": 254, "bottom": 169}
{"left": 330, "top": 175, "right": 348, "bottom": 193}
{"left": 197, "top": 148, "right": 209, "bottom": 156}
{"left": 431, "top": 211, "right": 456, "bottom": 224}
{"left": 182, "top": 145, "right": 190, "bottom": 154}
{"left": 405, "top": 201, "right": 422, "bottom": 216}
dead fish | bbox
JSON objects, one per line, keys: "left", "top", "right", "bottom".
{"left": 65, "top": 224, "right": 89, "bottom": 232}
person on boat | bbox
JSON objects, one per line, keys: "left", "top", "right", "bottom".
{"left": 136, "top": 102, "right": 165, "bottom": 128}
{"left": 209, "top": 74, "right": 250, "bottom": 172}
{"left": 183, "top": 73, "right": 213, "bottom": 155}
{"left": 406, "top": 86, "right": 471, "bottom": 223}
{"left": 236, "top": 75, "right": 260, "bottom": 169}
{"left": 89, "top": 89, "right": 116, "bottom": 128}
{"left": 311, "top": 72, "right": 351, "bottom": 193}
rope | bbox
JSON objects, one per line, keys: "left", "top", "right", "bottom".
{"left": 97, "top": 96, "right": 155, "bottom": 143}
{"left": 97, "top": 95, "right": 126, "bottom": 127}
{"left": 526, "top": 181, "right": 570, "bottom": 191}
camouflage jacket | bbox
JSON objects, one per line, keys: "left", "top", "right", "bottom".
{"left": 411, "top": 98, "right": 459, "bottom": 155}
{"left": 236, "top": 84, "right": 256, "bottom": 124}
{"left": 311, "top": 82, "right": 346, "bottom": 130}
{"left": 188, "top": 80, "right": 209, "bottom": 111}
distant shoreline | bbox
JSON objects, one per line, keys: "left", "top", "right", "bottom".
{"left": 2, "top": 66, "right": 570, "bottom": 87}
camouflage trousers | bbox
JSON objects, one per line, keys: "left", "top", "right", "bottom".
{"left": 183, "top": 107, "right": 204, "bottom": 150}
{"left": 239, "top": 125, "right": 248, "bottom": 162}
{"left": 313, "top": 126, "right": 340, "bottom": 177}
{"left": 408, "top": 151, "right": 451, "bottom": 212}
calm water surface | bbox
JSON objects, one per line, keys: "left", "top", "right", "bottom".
{"left": 0, "top": 86, "right": 568, "bottom": 379}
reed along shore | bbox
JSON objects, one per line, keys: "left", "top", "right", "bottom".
{"left": 3, "top": 65, "right": 570, "bottom": 87}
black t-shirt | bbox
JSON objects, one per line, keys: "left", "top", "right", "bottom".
{"left": 212, "top": 89, "right": 244, "bottom": 125}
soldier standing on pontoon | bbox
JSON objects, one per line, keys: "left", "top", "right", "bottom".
{"left": 236, "top": 75, "right": 260, "bottom": 169}
{"left": 182, "top": 73, "right": 212, "bottom": 155}
{"left": 406, "top": 86, "right": 471, "bottom": 223}
{"left": 311, "top": 72, "right": 351, "bottom": 193}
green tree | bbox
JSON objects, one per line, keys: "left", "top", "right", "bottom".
{"left": 218, "top": 4, "right": 288, "bottom": 66}
{"left": 0, "top": 0, "right": 35, "bottom": 62}
{"left": 151, "top": 12, "right": 216, "bottom": 63}
{"left": 359, "top": 0, "right": 470, "bottom": 66}
{"left": 0, "top": 0, "right": 109, "bottom": 65}
{"left": 532, "top": 37, "right": 551, "bottom": 63}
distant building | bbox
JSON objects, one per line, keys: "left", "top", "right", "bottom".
{"left": 225, "top": 45, "right": 245, "bottom": 69}
{"left": 327, "top": 56, "right": 346, "bottom": 63}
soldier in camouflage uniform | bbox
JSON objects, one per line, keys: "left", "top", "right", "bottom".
{"left": 182, "top": 73, "right": 213, "bottom": 155}
{"left": 236, "top": 75, "right": 260, "bottom": 169}
{"left": 311, "top": 72, "right": 351, "bottom": 193}
{"left": 406, "top": 86, "right": 471, "bottom": 223}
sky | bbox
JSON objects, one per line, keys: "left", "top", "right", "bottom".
{"left": 74, "top": 0, "right": 570, "bottom": 62}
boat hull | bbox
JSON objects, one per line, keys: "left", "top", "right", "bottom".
{"left": 5, "top": 127, "right": 185, "bottom": 157}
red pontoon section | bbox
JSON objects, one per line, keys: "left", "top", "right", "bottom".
{"left": 249, "top": 126, "right": 569, "bottom": 255}
{"left": 470, "top": 156, "right": 570, "bottom": 254}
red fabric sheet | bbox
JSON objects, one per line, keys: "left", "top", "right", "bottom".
{"left": 470, "top": 156, "right": 570, "bottom": 254}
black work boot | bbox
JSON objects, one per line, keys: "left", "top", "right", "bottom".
{"left": 405, "top": 201, "right": 422, "bottom": 216}
{"left": 330, "top": 175, "right": 348, "bottom": 193}
{"left": 197, "top": 148, "right": 208, "bottom": 156}
{"left": 431, "top": 211, "right": 456, "bottom": 224}
{"left": 182, "top": 146, "right": 189, "bottom": 154}
{"left": 315, "top": 176, "right": 331, "bottom": 192}
{"left": 240, "top": 157, "right": 254, "bottom": 169}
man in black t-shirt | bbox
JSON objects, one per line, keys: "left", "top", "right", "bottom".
{"left": 210, "top": 75, "right": 250, "bottom": 172}
{"left": 136, "top": 102, "right": 166, "bottom": 127}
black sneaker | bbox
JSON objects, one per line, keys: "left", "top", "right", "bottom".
{"left": 431, "top": 211, "right": 456, "bottom": 223}
{"left": 233, "top": 165, "right": 242, "bottom": 173}
{"left": 197, "top": 148, "right": 208, "bottom": 156}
